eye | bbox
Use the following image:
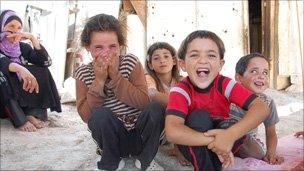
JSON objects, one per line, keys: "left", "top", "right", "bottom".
{"left": 164, "top": 55, "right": 169, "bottom": 59}
{"left": 110, "top": 45, "right": 117, "bottom": 49}
{"left": 208, "top": 54, "right": 216, "bottom": 58}
{"left": 251, "top": 69, "right": 258, "bottom": 74}
{"left": 152, "top": 57, "right": 159, "bottom": 61}
{"left": 189, "top": 53, "right": 198, "bottom": 58}
{"left": 263, "top": 71, "right": 268, "bottom": 76}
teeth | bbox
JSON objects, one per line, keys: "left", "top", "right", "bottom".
{"left": 197, "top": 68, "right": 209, "bottom": 72}
{"left": 254, "top": 81, "right": 264, "bottom": 86}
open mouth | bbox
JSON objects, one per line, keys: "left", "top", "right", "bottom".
{"left": 254, "top": 81, "right": 265, "bottom": 87}
{"left": 196, "top": 68, "right": 210, "bottom": 77}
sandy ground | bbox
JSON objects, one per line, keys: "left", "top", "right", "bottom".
{"left": 0, "top": 89, "right": 303, "bottom": 170}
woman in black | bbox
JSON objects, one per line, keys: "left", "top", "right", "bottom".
{"left": 0, "top": 10, "right": 61, "bottom": 131}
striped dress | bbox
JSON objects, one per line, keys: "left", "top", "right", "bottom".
{"left": 74, "top": 54, "right": 142, "bottom": 130}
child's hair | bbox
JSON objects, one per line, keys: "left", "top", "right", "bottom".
{"left": 80, "top": 13, "right": 126, "bottom": 48}
{"left": 235, "top": 52, "right": 270, "bottom": 76}
{"left": 178, "top": 30, "right": 225, "bottom": 60}
{"left": 145, "top": 42, "right": 180, "bottom": 93}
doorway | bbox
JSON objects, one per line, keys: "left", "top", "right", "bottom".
{"left": 248, "top": 0, "right": 262, "bottom": 53}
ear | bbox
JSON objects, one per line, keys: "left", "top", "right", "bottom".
{"left": 179, "top": 59, "right": 186, "bottom": 72}
{"left": 85, "top": 46, "right": 90, "bottom": 52}
{"left": 173, "top": 56, "right": 178, "bottom": 66}
{"left": 235, "top": 73, "right": 242, "bottom": 83}
{"left": 147, "top": 61, "right": 154, "bottom": 70}
{"left": 220, "top": 59, "right": 225, "bottom": 69}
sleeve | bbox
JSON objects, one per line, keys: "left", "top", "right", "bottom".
{"left": 75, "top": 79, "right": 105, "bottom": 122}
{"left": 222, "top": 76, "right": 257, "bottom": 110}
{"left": 20, "top": 42, "right": 52, "bottom": 67}
{"left": 166, "top": 84, "right": 189, "bottom": 119}
{"left": 263, "top": 98, "right": 279, "bottom": 127}
{"left": 108, "top": 60, "right": 150, "bottom": 110}
{"left": 0, "top": 54, "right": 12, "bottom": 75}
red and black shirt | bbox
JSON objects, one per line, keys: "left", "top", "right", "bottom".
{"left": 166, "top": 75, "right": 257, "bottom": 119}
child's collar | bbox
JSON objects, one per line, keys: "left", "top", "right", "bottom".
{"left": 187, "top": 76, "right": 217, "bottom": 93}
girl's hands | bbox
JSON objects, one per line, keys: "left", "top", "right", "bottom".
{"left": 93, "top": 50, "right": 110, "bottom": 83}
{"left": 107, "top": 51, "right": 120, "bottom": 79}
{"left": 17, "top": 66, "right": 39, "bottom": 93}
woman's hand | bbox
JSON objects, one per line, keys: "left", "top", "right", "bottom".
{"left": 17, "top": 66, "right": 39, "bottom": 93}
{"left": 6, "top": 32, "right": 41, "bottom": 49}
{"left": 8, "top": 63, "right": 39, "bottom": 93}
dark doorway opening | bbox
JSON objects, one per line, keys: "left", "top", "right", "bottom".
{"left": 248, "top": 0, "right": 262, "bottom": 53}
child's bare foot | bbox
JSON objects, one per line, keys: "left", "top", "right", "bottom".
{"left": 295, "top": 131, "right": 304, "bottom": 138}
{"left": 27, "top": 115, "right": 45, "bottom": 129}
{"left": 19, "top": 121, "right": 37, "bottom": 132}
{"left": 168, "top": 146, "right": 191, "bottom": 166}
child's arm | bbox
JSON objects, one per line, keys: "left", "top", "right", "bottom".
{"left": 166, "top": 115, "right": 214, "bottom": 145}
{"left": 109, "top": 56, "right": 150, "bottom": 110}
{"left": 206, "top": 98, "right": 269, "bottom": 155}
{"left": 146, "top": 75, "right": 169, "bottom": 104}
{"left": 263, "top": 125, "right": 284, "bottom": 164}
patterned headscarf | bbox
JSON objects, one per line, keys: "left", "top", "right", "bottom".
{"left": 0, "top": 10, "right": 23, "bottom": 63}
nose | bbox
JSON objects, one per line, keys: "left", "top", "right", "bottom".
{"left": 257, "top": 73, "right": 266, "bottom": 80}
{"left": 197, "top": 55, "right": 208, "bottom": 64}
{"left": 159, "top": 56, "right": 166, "bottom": 63}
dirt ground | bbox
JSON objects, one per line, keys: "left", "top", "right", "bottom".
{"left": 0, "top": 89, "right": 303, "bottom": 170}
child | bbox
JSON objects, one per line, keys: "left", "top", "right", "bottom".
{"left": 165, "top": 30, "right": 269, "bottom": 171}
{"left": 229, "top": 52, "right": 284, "bottom": 165}
{"left": 145, "top": 42, "right": 191, "bottom": 166}
{"left": 74, "top": 14, "right": 164, "bottom": 171}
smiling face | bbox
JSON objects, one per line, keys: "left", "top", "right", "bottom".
{"left": 236, "top": 57, "right": 269, "bottom": 94}
{"left": 3, "top": 19, "right": 22, "bottom": 43}
{"left": 86, "top": 31, "right": 120, "bottom": 61}
{"left": 149, "top": 48, "right": 176, "bottom": 75}
{"left": 180, "top": 38, "right": 224, "bottom": 89}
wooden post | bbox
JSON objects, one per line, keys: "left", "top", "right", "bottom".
{"left": 262, "top": 0, "right": 279, "bottom": 89}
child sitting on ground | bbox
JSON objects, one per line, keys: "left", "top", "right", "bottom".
{"left": 145, "top": 42, "right": 191, "bottom": 166}
{"left": 165, "top": 30, "right": 269, "bottom": 171}
{"left": 229, "top": 52, "right": 284, "bottom": 165}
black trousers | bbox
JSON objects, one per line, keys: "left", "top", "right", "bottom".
{"left": 88, "top": 102, "right": 165, "bottom": 171}
{"left": 177, "top": 109, "right": 222, "bottom": 171}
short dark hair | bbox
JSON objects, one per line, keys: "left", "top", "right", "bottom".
{"left": 235, "top": 52, "right": 270, "bottom": 76}
{"left": 177, "top": 30, "right": 225, "bottom": 60}
{"left": 80, "top": 13, "right": 126, "bottom": 48}
{"left": 145, "top": 42, "right": 180, "bottom": 93}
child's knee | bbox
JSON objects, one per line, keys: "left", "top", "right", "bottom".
{"left": 186, "top": 109, "right": 213, "bottom": 132}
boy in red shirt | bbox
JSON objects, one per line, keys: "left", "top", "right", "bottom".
{"left": 165, "top": 30, "right": 269, "bottom": 171}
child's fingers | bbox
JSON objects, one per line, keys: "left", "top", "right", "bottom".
{"left": 207, "top": 141, "right": 215, "bottom": 150}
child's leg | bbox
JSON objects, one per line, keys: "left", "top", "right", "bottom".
{"left": 218, "top": 119, "right": 265, "bottom": 159}
{"left": 167, "top": 144, "right": 191, "bottom": 166}
{"left": 177, "top": 109, "right": 222, "bottom": 171}
{"left": 88, "top": 107, "right": 127, "bottom": 171}
{"left": 135, "top": 102, "right": 165, "bottom": 170}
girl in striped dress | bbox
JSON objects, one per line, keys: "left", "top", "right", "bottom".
{"left": 74, "top": 14, "right": 164, "bottom": 171}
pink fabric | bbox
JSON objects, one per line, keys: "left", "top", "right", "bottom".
{"left": 226, "top": 134, "right": 304, "bottom": 170}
